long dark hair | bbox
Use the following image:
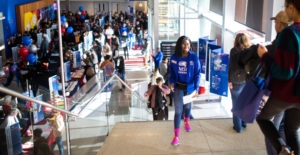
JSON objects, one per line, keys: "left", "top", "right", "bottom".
{"left": 175, "top": 36, "right": 192, "bottom": 58}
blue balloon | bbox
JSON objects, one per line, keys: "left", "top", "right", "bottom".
{"left": 22, "top": 36, "right": 32, "bottom": 47}
{"left": 61, "top": 16, "right": 67, "bottom": 23}
{"left": 27, "top": 53, "right": 36, "bottom": 64}
{"left": 79, "top": 6, "right": 84, "bottom": 12}
{"left": 80, "top": 15, "right": 85, "bottom": 20}
{"left": 67, "top": 27, "right": 74, "bottom": 34}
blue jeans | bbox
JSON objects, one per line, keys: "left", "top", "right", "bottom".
{"left": 51, "top": 136, "right": 63, "bottom": 155}
{"left": 265, "top": 111, "right": 285, "bottom": 155}
{"left": 174, "top": 88, "right": 191, "bottom": 129}
{"left": 104, "top": 76, "right": 113, "bottom": 91}
{"left": 230, "top": 83, "right": 247, "bottom": 132}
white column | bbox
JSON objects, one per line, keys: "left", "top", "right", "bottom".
{"left": 152, "top": 0, "right": 159, "bottom": 49}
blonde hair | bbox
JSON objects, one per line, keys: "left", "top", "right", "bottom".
{"left": 234, "top": 33, "right": 251, "bottom": 50}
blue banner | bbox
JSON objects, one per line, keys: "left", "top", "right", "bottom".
{"left": 210, "top": 49, "right": 229, "bottom": 97}
{"left": 64, "top": 61, "right": 71, "bottom": 82}
{"left": 33, "top": 95, "right": 44, "bottom": 124}
{"left": 198, "top": 36, "right": 209, "bottom": 74}
{"left": 206, "top": 41, "right": 218, "bottom": 81}
{"left": 10, "top": 123, "right": 22, "bottom": 155}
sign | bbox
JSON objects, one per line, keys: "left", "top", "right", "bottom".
{"left": 198, "top": 36, "right": 209, "bottom": 74}
{"left": 64, "top": 61, "right": 71, "bottom": 82}
{"left": 73, "top": 51, "right": 81, "bottom": 68}
{"left": 84, "top": 36, "right": 89, "bottom": 51}
{"left": 33, "top": 95, "right": 44, "bottom": 124}
{"left": 78, "top": 43, "right": 83, "bottom": 57}
{"left": 0, "top": 123, "right": 22, "bottom": 155}
{"left": 206, "top": 41, "right": 218, "bottom": 81}
{"left": 37, "top": 33, "right": 42, "bottom": 48}
{"left": 49, "top": 75, "right": 59, "bottom": 99}
{"left": 46, "top": 28, "right": 51, "bottom": 42}
{"left": 88, "top": 31, "right": 93, "bottom": 50}
{"left": 210, "top": 49, "right": 229, "bottom": 97}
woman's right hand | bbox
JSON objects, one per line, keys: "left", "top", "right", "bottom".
{"left": 228, "top": 82, "right": 233, "bottom": 89}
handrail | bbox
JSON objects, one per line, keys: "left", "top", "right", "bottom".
{"left": 76, "top": 73, "right": 148, "bottom": 115}
{"left": 0, "top": 86, "right": 79, "bottom": 117}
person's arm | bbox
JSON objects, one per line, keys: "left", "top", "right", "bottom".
{"left": 161, "top": 85, "right": 170, "bottom": 95}
{"left": 169, "top": 56, "right": 176, "bottom": 91}
{"left": 145, "top": 85, "right": 154, "bottom": 98}
{"left": 260, "top": 29, "right": 298, "bottom": 80}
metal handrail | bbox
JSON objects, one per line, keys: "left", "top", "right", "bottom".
{"left": 0, "top": 86, "right": 79, "bottom": 117}
{"left": 77, "top": 73, "right": 148, "bottom": 115}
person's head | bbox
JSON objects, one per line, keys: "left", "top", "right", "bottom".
{"left": 119, "top": 56, "right": 124, "bottom": 62}
{"left": 51, "top": 110, "right": 60, "bottom": 116}
{"left": 162, "top": 57, "right": 167, "bottom": 63}
{"left": 285, "top": 0, "right": 300, "bottom": 21}
{"left": 156, "top": 77, "right": 163, "bottom": 87}
{"left": 123, "top": 23, "right": 126, "bottom": 27}
{"left": 234, "top": 33, "right": 251, "bottom": 51}
{"left": 175, "top": 36, "right": 192, "bottom": 58}
{"left": 104, "top": 55, "right": 111, "bottom": 61}
{"left": 156, "top": 48, "right": 160, "bottom": 53}
{"left": 271, "top": 11, "right": 292, "bottom": 33}
{"left": 34, "top": 128, "right": 43, "bottom": 138}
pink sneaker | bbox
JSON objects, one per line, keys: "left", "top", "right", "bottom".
{"left": 184, "top": 121, "right": 191, "bottom": 132}
{"left": 171, "top": 136, "right": 180, "bottom": 145}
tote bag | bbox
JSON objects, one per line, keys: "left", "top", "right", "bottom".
{"left": 232, "top": 66, "right": 271, "bottom": 123}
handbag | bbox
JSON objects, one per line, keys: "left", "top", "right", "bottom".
{"left": 232, "top": 65, "right": 271, "bottom": 123}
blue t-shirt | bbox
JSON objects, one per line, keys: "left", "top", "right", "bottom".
{"left": 177, "top": 56, "right": 189, "bottom": 83}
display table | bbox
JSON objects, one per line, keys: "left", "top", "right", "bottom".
{"left": 71, "top": 69, "right": 85, "bottom": 85}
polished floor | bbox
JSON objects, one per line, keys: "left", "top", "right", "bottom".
{"left": 98, "top": 120, "right": 267, "bottom": 155}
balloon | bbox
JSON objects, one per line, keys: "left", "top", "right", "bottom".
{"left": 79, "top": 6, "right": 84, "bottom": 12}
{"left": 61, "top": 26, "right": 66, "bottom": 34}
{"left": 67, "top": 27, "right": 73, "bottom": 34}
{"left": 64, "top": 22, "right": 69, "bottom": 28}
{"left": 80, "top": 15, "right": 85, "bottom": 20}
{"left": 22, "top": 36, "right": 32, "bottom": 47}
{"left": 81, "top": 11, "right": 86, "bottom": 16}
{"left": 78, "top": 11, "right": 81, "bottom": 15}
{"left": 30, "top": 44, "right": 37, "bottom": 53}
{"left": 19, "top": 47, "right": 29, "bottom": 62}
{"left": 61, "top": 16, "right": 67, "bottom": 23}
{"left": 27, "top": 53, "right": 36, "bottom": 64}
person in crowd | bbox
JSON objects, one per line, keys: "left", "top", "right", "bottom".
{"left": 116, "top": 56, "right": 125, "bottom": 91}
{"left": 121, "top": 36, "right": 129, "bottom": 60}
{"left": 228, "top": 33, "right": 252, "bottom": 133}
{"left": 135, "top": 26, "right": 143, "bottom": 49}
{"left": 128, "top": 28, "right": 135, "bottom": 51}
{"left": 105, "top": 25, "right": 114, "bottom": 46}
{"left": 33, "top": 128, "right": 52, "bottom": 155}
{"left": 169, "top": 36, "right": 200, "bottom": 145}
{"left": 262, "top": 10, "right": 292, "bottom": 155}
{"left": 103, "top": 42, "right": 112, "bottom": 56}
{"left": 93, "top": 41, "right": 102, "bottom": 64}
{"left": 100, "top": 55, "right": 115, "bottom": 90}
{"left": 120, "top": 23, "right": 128, "bottom": 40}
{"left": 145, "top": 77, "right": 170, "bottom": 120}
{"left": 159, "top": 57, "right": 168, "bottom": 83}
{"left": 152, "top": 48, "right": 163, "bottom": 72}
{"left": 256, "top": 1, "right": 300, "bottom": 154}
{"left": 49, "top": 110, "right": 64, "bottom": 155}
{"left": 111, "top": 34, "right": 120, "bottom": 56}
{"left": 40, "top": 34, "right": 49, "bottom": 60}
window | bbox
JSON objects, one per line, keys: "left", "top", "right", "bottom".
{"left": 209, "top": 0, "right": 223, "bottom": 16}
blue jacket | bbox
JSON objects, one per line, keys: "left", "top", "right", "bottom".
{"left": 152, "top": 52, "right": 163, "bottom": 67}
{"left": 169, "top": 51, "right": 201, "bottom": 95}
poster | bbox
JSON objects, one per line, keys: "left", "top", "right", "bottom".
{"left": 198, "top": 36, "right": 209, "bottom": 74}
{"left": 206, "top": 41, "right": 218, "bottom": 81}
{"left": 78, "top": 43, "right": 83, "bottom": 57}
{"left": 210, "top": 49, "right": 229, "bottom": 97}
{"left": 73, "top": 51, "right": 81, "bottom": 69}
{"left": 0, "top": 123, "right": 23, "bottom": 155}
{"left": 49, "top": 75, "right": 59, "bottom": 99}
{"left": 46, "top": 28, "right": 51, "bottom": 42}
{"left": 88, "top": 31, "right": 93, "bottom": 50}
{"left": 64, "top": 61, "right": 71, "bottom": 82}
{"left": 33, "top": 95, "right": 44, "bottom": 124}
{"left": 84, "top": 36, "right": 89, "bottom": 52}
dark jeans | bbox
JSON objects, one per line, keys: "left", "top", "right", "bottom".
{"left": 123, "top": 46, "right": 129, "bottom": 59}
{"left": 230, "top": 83, "right": 247, "bottom": 132}
{"left": 257, "top": 97, "right": 300, "bottom": 154}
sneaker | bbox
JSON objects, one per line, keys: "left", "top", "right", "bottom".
{"left": 171, "top": 136, "right": 179, "bottom": 145}
{"left": 184, "top": 121, "right": 191, "bottom": 132}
